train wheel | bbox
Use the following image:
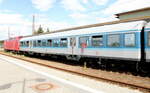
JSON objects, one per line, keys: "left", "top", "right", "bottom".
{"left": 97, "top": 59, "right": 102, "bottom": 69}
{"left": 136, "top": 62, "right": 150, "bottom": 76}
{"left": 100, "top": 59, "right": 107, "bottom": 70}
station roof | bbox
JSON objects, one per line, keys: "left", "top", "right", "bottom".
{"left": 115, "top": 7, "right": 150, "bottom": 18}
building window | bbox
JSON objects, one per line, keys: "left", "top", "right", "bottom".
{"left": 148, "top": 32, "right": 150, "bottom": 46}
{"left": 42, "top": 40, "right": 46, "bottom": 47}
{"left": 124, "top": 33, "right": 135, "bottom": 47}
{"left": 47, "top": 39, "right": 52, "bottom": 47}
{"left": 60, "top": 38, "right": 67, "bottom": 47}
{"left": 53, "top": 39, "right": 59, "bottom": 47}
{"left": 92, "top": 35, "right": 103, "bottom": 47}
{"left": 107, "top": 34, "right": 120, "bottom": 47}
{"left": 79, "top": 36, "right": 90, "bottom": 47}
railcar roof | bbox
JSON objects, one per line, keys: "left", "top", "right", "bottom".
{"left": 20, "top": 20, "right": 146, "bottom": 41}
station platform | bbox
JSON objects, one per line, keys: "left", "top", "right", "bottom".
{"left": 0, "top": 54, "right": 142, "bottom": 93}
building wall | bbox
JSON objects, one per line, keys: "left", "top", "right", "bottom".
{"left": 118, "top": 9, "right": 150, "bottom": 20}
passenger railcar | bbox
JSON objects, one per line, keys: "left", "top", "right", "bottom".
{"left": 4, "top": 20, "right": 150, "bottom": 73}
{"left": 19, "top": 21, "right": 146, "bottom": 61}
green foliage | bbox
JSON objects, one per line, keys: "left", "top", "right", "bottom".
{"left": 34, "top": 25, "right": 44, "bottom": 35}
{"left": 37, "top": 25, "right": 44, "bottom": 34}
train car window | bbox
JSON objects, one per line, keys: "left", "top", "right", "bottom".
{"left": 42, "top": 40, "right": 46, "bottom": 47}
{"left": 37, "top": 40, "right": 41, "bottom": 47}
{"left": 33, "top": 41, "right": 36, "bottom": 47}
{"left": 148, "top": 32, "right": 150, "bottom": 46}
{"left": 23, "top": 42, "right": 26, "bottom": 46}
{"left": 29, "top": 41, "right": 33, "bottom": 47}
{"left": 26, "top": 41, "right": 29, "bottom": 47}
{"left": 79, "top": 36, "right": 90, "bottom": 47}
{"left": 53, "top": 39, "right": 60, "bottom": 47}
{"left": 20, "top": 42, "right": 23, "bottom": 46}
{"left": 47, "top": 39, "right": 52, "bottom": 47}
{"left": 92, "top": 35, "right": 103, "bottom": 47}
{"left": 60, "top": 38, "right": 67, "bottom": 47}
{"left": 107, "top": 34, "right": 120, "bottom": 47}
{"left": 124, "top": 33, "right": 135, "bottom": 47}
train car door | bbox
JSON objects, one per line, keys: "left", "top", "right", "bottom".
{"left": 29, "top": 40, "right": 33, "bottom": 49}
{"left": 145, "top": 22, "right": 150, "bottom": 62}
{"left": 70, "top": 37, "right": 76, "bottom": 55}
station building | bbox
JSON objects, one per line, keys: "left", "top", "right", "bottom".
{"left": 115, "top": 7, "right": 150, "bottom": 21}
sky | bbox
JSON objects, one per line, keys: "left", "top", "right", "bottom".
{"left": 0, "top": 0, "right": 150, "bottom": 40}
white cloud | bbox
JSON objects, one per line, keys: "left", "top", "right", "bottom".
{"left": 31, "top": 0, "right": 56, "bottom": 11}
{"left": 92, "top": 0, "right": 108, "bottom": 5}
{"left": 103, "top": 0, "right": 150, "bottom": 14}
{"left": 36, "top": 21, "right": 73, "bottom": 31}
{"left": 33, "top": 14, "right": 73, "bottom": 31}
{"left": 0, "top": 24, "right": 32, "bottom": 40}
{"left": 61, "top": 0, "right": 86, "bottom": 12}
{"left": 82, "top": 0, "right": 89, "bottom": 4}
{"left": 96, "top": 15, "right": 118, "bottom": 23}
{"left": 69, "top": 12, "right": 90, "bottom": 21}
{"left": 0, "top": 13, "right": 29, "bottom": 24}
{"left": 0, "top": 13, "right": 32, "bottom": 40}
{"left": 69, "top": 12, "right": 95, "bottom": 25}
{"left": 0, "top": 0, "right": 3, "bottom": 4}
{"left": 0, "top": 10, "right": 13, "bottom": 13}
{"left": 0, "top": 13, "right": 75, "bottom": 40}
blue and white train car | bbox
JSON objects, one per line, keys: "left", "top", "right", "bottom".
{"left": 19, "top": 20, "right": 150, "bottom": 73}
{"left": 20, "top": 21, "right": 146, "bottom": 62}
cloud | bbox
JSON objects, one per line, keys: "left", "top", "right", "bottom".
{"left": 0, "top": 13, "right": 32, "bottom": 40}
{"left": 96, "top": 15, "right": 118, "bottom": 23}
{"left": 82, "top": 0, "right": 89, "bottom": 4}
{"left": 61, "top": 0, "right": 86, "bottom": 12}
{"left": 0, "top": 24, "right": 32, "bottom": 40}
{"left": 92, "top": 0, "right": 108, "bottom": 5}
{"left": 0, "top": 0, "right": 3, "bottom": 4}
{"left": 69, "top": 12, "right": 90, "bottom": 21}
{"left": 69, "top": 12, "right": 96, "bottom": 26}
{"left": 0, "top": 13, "right": 29, "bottom": 24}
{"left": 103, "top": 0, "right": 150, "bottom": 14}
{"left": 36, "top": 21, "right": 73, "bottom": 31}
{"left": 31, "top": 0, "right": 56, "bottom": 11}
{"left": 33, "top": 14, "right": 73, "bottom": 31}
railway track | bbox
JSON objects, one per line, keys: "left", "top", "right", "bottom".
{"left": 0, "top": 51, "right": 150, "bottom": 92}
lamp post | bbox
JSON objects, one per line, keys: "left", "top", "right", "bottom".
{"left": 32, "top": 15, "right": 35, "bottom": 35}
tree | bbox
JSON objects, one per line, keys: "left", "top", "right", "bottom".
{"left": 36, "top": 25, "right": 44, "bottom": 34}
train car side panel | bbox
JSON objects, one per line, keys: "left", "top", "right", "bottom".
{"left": 145, "top": 22, "right": 150, "bottom": 62}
